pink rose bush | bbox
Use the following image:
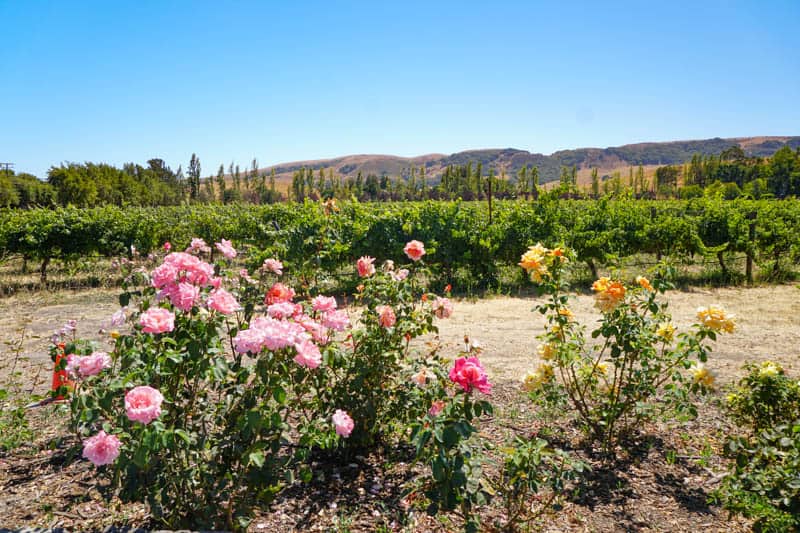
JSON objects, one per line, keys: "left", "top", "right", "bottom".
{"left": 125, "top": 385, "right": 164, "bottom": 424}
{"left": 65, "top": 237, "right": 467, "bottom": 526}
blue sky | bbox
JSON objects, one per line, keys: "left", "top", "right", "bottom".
{"left": 1, "top": 0, "right": 798, "bottom": 177}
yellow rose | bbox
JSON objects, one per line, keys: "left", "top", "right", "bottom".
{"left": 696, "top": 305, "right": 736, "bottom": 333}
{"left": 592, "top": 277, "right": 626, "bottom": 312}
{"left": 110, "top": 330, "right": 120, "bottom": 339}
{"left": 758, "top": 361, "right": 782, "bottom": 378}
{"left": 548, "top": 247, "right": 568, "bottom": 264}
{"left": 691, "top": 363, "right": 715, "bottom": 388}
{"left": 519, "top": 243, "right": 550, "bottom": 282}
{"left": 536, "top": 343, "right": 555, "bottom": 360}
{"left": 557, "top": 307, "right": 574, "bottom": 321}
{"left": 656, "top": 323, "right": 676, "bottom": 343}
{"left": 636, "top": 276, "right": 654, "bottom": 292}
{"left": 522, "top": 363, "right": 555, "bottom": 392}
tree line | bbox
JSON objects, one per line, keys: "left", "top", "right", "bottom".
{"left": 2, "top": 145, "right": 798, "bottom": 208}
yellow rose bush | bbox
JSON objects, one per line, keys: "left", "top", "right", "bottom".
{"left": 521, "top": 245, "right": 734, "bottom": 450}
{"left": 715, "top": 362, "right": 800, "bottom": 532}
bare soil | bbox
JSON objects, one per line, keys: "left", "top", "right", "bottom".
{"left": 1, "top": 284, "right": 798, "bottom": 531}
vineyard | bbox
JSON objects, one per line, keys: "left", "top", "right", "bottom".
{"left": 1, "top": 197, "right": 799, "bottom": 291}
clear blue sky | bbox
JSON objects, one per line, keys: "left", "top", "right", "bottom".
{"left": 1, "top": 0, "right": 798, "bottom": 177}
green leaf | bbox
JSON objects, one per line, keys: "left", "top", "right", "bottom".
{"left": 174, "top": 429, "right": 192, "bottom": 445}
{"left": 248, "top": 451, "right": 265, "bottom": 468}
{"left": 272, "top": 386, "right": 287, "bottom": 404}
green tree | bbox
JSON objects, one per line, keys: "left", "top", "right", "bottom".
{"left": 216, "top": 164, "right": 226, "bottom": 201}
{"left": 188, "top": 154, "right": 201, "bottom": 200}
{"left": 591, "top": 167, "right": 599, "bottom": 198}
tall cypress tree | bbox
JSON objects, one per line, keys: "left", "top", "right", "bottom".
{"left": 188, "top": 154, "right": 201, "bottom": 200}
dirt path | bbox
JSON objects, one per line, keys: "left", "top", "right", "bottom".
{"left": 435, "top": 284, "right": 800, "bottom": 384}
{"left": 2, "top": 285, "right": 799, "bottom": 395}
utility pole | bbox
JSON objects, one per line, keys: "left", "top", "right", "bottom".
{"left": 0, "top": 162, "right": 14, "bottom": 180}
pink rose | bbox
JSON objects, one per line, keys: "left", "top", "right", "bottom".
{"left": 432, "top": 297, "right": 454, "bottom": 319}
{"left": 207, "top": 288, "right": 241, "bottom": 315}
{"left": 296, "top": 315, "right": 331, "bottom": 344}
{"left": 163, "top": 241, "right": 171, "bottom": 251}
{"left": 428, "top": 400, "right": 446, "bottom": 417}
{"left": 233, "top": 316, "right": 309, "bottom": 354}
{"left": 262, "top": 258, "right": 283, "bottom": 276}
{"left": 169, "top": 282, "right": 200, "bottom": 312}
{"left": 267, "top": 301, "right": 297, "bottom": 319}
{"left": 151, "top": 262, "right": 178, "bottom": 289}
{"left": 186, "top": 237, "right": 211, "bottom": 254}
{"left": 293, "top": 339, "right": 322, "bottom": 369}
{"left": 357, "top": 256, "right": 376, "bottom": 277}
{"left": 82, "top": 430, "right": 121, "bottom": 466}
{"left": 162, "top": 252, "right": 215, "bottom": 286}
{"left": 376, "top": 305, "right": 396, "bottom": 328}
{"left": 239, "top": 268, "right": 256, "bottom": 284}
{"left": 77, "top": 352, "right": 112, "bottom": 377}
{"left": 449, "top": 356, "right": 491, "bottom": 394}
{"left": 311, "top": 295, "right": 337, "bottom": 313}
{"left": 332, "top": 409, "right": 354, "bottom": 438}
{"left": 65, "top": 353, "right": 80, "bottom": 376}
{"left": 215, "top": 238, "right": 237, "bottom": 259}
{"left": 391, "top": 268, "right": 409, "bottom": 282}
{"left": 322, "top": 309, "right": 350, "bottom": 331}
{"left": 125, "top": 386, "right": 164, "bottom": 425}
{"left": 265, "top": 283, "right": 295, "bottom": 305}
{"left": 139, "top": 308, "right": 175, "bottom": 334}
{"left": 404, "top": 240, "right": 426, "bottom": 262}
{"left": 110, "top": 308, "right": 127, "bottom": 327}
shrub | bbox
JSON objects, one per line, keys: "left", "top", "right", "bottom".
{"left": 519, "top": 244, "right": 733, "bottom": 450}
{"left": 62, "top": 237, "right": 453, "bottom": 529}
{"left": 726, "top": 361, "right": 800, "bottom": 432}
{"left": 714, "top": 363, "right": 800, "bottom": 532}
{"left": 408, "top": 343, "right": 586, "bottom": 533}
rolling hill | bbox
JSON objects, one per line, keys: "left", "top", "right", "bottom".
{"left": 237, "top": 136, "right": 800, "bottom": 190}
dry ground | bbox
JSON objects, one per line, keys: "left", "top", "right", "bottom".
{"left": 3, "top": 284, "right": 798, "bottom": 394}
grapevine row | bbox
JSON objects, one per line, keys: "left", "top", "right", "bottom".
{"left": 0, "top": 198, "right": 797, "bottom": 286}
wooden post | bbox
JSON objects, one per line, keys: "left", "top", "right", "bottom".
{"left": 746, "top": 211, "right": 756, "bottom": 284}
{"left": 488, "top": 172, "right": 493, "bottom": 224}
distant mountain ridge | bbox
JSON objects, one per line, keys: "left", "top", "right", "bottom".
{"left": 256, "top": 136, "right": 800, "bottom": 185}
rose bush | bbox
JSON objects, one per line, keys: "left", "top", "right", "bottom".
{"left": 63, "top": 237, "right": 456, "bottom": 528}
{"left": 520, "top": 243, "right": 734, "bottom": 450}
